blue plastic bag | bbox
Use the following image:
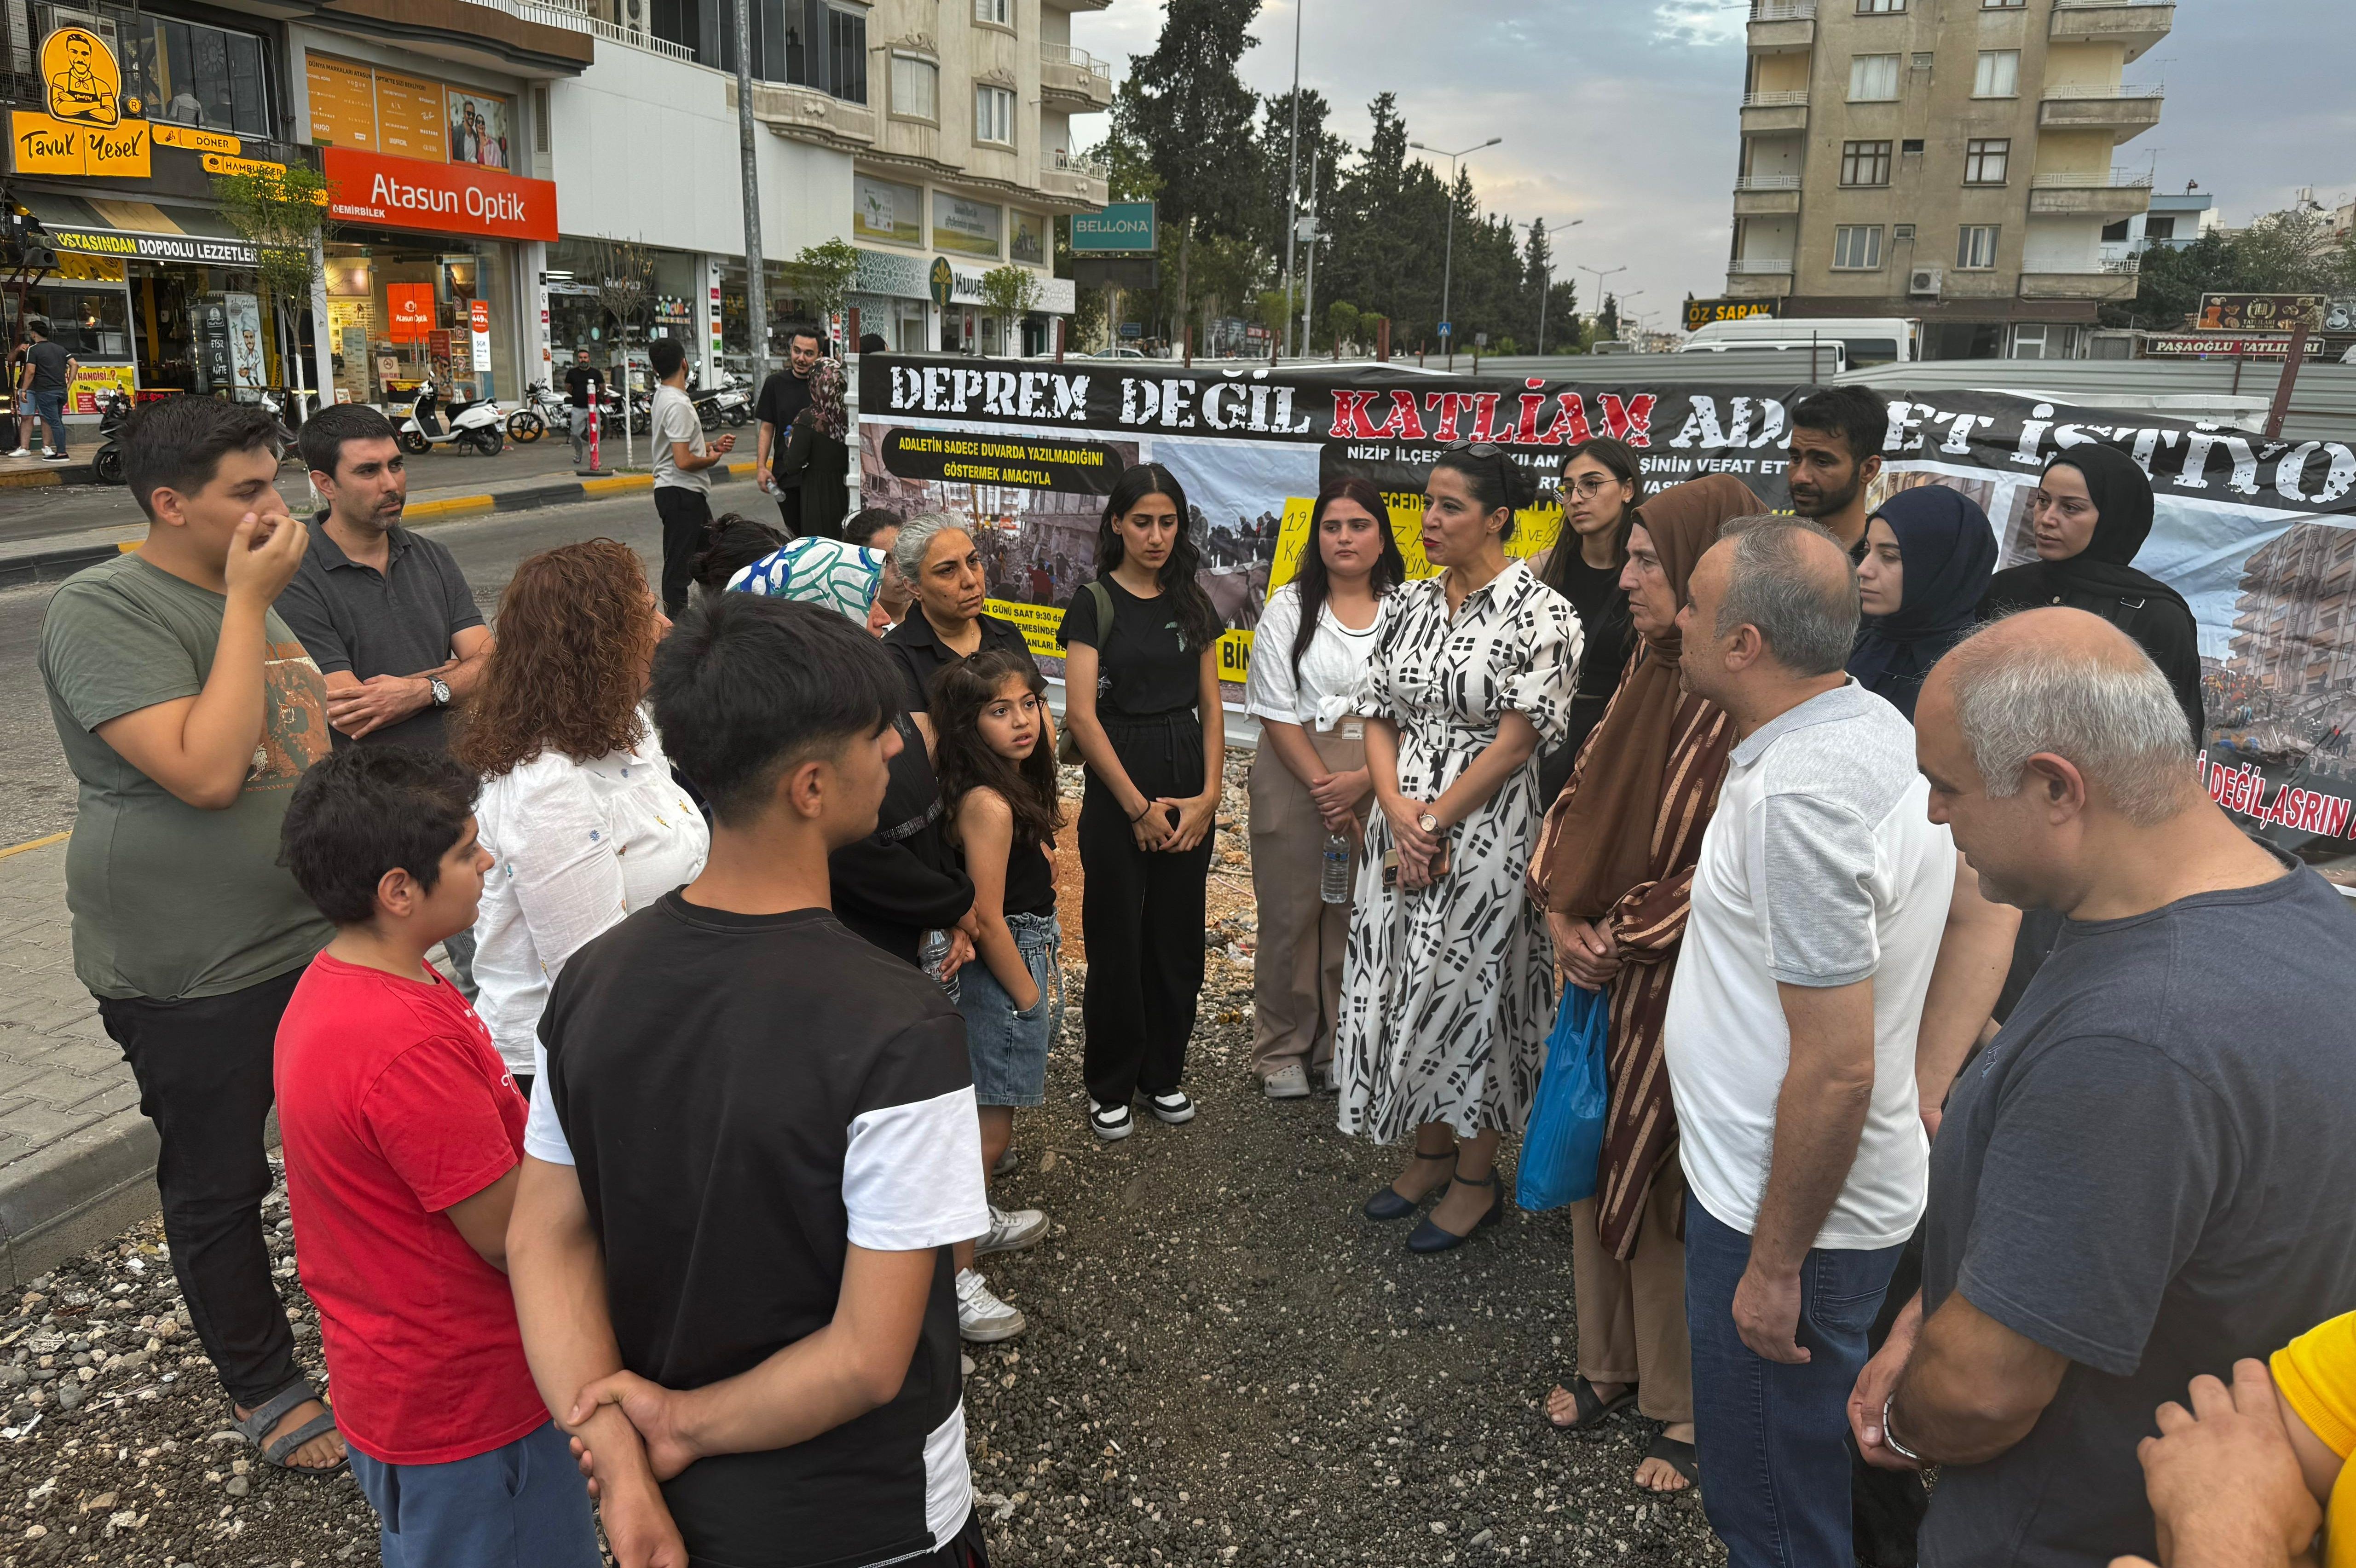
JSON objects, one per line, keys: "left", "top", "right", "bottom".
{"left": 1514, "top": 982, "right": 1611, "bottom": 1213}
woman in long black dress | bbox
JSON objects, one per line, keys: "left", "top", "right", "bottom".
{"left": 1531, "top": 438, "right": 1641, "bottom": 803}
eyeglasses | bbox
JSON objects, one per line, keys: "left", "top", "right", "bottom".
{"left": 1562, "top": 476, "right": 1621, "bottom": 500}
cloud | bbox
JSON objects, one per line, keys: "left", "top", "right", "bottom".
{"left": 1650, "top": 0, "right": 1749, "bottom": 48}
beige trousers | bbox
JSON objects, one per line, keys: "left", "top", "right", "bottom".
{"left": 1570, "top": 1160, "right": 1693, "bottom": 1425}
{"left": 1247, "top": 727, "right": 1366, "bottom": 1080}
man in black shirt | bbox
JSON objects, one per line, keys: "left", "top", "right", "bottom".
{"left": 562, "top": 349, "right": 605, "bottom": 470}
{"left": 21, "top": 319, "right": 75, "bottom": 461}
{"left": 755, "top": 326, "right": 822, "bottom": 529}
{"left": 1785, "top": 386, "right": 1887, "bottom": 557}
{"left": 509, "top": 594, "right": 991, "bottom": 1568}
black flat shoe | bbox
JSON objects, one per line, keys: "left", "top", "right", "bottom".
{"left": 1407, "top": 1173, "right": 1506, "bottom": 1254}
{"left": 1546, "top": 1376, "right": 1639, "bottom": 1433}
{"left": 1362, "top": 1148, "right": 1457, "bottom": 1222}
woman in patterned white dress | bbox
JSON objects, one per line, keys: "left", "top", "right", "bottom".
{"left": 1335, "top": 444, "right": 1582, "bottom": 1254}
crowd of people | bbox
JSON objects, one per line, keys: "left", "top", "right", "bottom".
{"left": 30, "top": 379, "right": 2356, "bottom": 1568}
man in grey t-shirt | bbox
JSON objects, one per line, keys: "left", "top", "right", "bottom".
{"left": 1851, "top": 609, "right": 2356, "bottom": 1568}
{"left": 649, "top": 338, "right": 734, "bottom": 615}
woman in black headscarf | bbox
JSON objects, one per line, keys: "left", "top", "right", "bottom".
{"left": 1977, "top": 444, "right": 2204, "bottom": 741}
{"left": 1849, "top": 485, "right": 1998, "bottom": 722}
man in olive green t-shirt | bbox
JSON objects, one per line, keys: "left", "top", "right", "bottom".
{"left": 37, "top": 397, "right": 346, "bottom": 1476}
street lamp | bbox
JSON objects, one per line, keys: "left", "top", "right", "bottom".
{"left": 1410, "top": 135, "right": 1501, "bottom": 369}
{"left": 1517, "top": 218, "right": 1581, "bottom": 357}
{"left": 1617, "top": 289, "right": 1646, "bottom": 348}
{"left": 1279, "top": 0, "right": 1306, "bottom": 358}
{"left": 1578, "top": 265, "right": 1626, "bottom": 349}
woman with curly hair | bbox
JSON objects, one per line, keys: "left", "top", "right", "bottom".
{"left": 457, "top": 539, "right": 710, "bottom": 1094}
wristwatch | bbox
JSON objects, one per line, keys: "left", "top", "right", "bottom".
{"left": 427, "top": 675, "right": 451, "bottom": 708}
{"left": 1416, "top": 811, "right": 1441, "bottom": 836}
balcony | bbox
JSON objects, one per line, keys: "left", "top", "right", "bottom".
{"left": 2050, "top": 0, "right": 2175, "bottom": 63}
{"left": 515, "top": 0, "right": 696, "bottom": 63}
{"left": 1725, "top": 258, "right": 1796, "bottom": 298}
{"left": 1733, "top": 174, "right": 1802, "bottom": 216}
{"left": 1040, "top": 44, "right": 1114, "bottom": 113}
{"left": 1748, "top": 0, "right": 1815, "bottom": 53}
{"left": 734, "top": 80, "right": 877, "bottom": 150}
{"left": 2020, "top": 259, "right": 2140, "bottom": 302}
{"left": 2039, "top": 82, "right": 2165, "bottom": 138}
{"left": 2028, "top": 167, "right": 2154, "bottom": 218}
{"left": 1739, "top": 91, "right": 1809, "bottom": 134}
{"left": 1038, "top": 148, "right": 1110, "bottom": 209}
{"left": 317, "top": 0, "right": 595, "bottom": 74}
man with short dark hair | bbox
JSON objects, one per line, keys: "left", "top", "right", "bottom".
{"left": 281, "top": 404, "right": 492, "bottom": 753}
{"left": 652, "top": 337, "right": 737, "bottom": 615}
{"left": 38, "top": 395, "right": 346, "bottom": 1473}
{"left": 20, "top": 319, "right": 75, "bottom": 461}
{"left": 1664, "top": 516, "right": 1955, "bottom": 1566}
{"left": 755, "top": 325, "right": 824, "bottom": 529}
{"left": 1786, "top": 386, "right": 1888, "bottom": 553}
{"left": 508, "top": 594, "right": 990, "bottom": 1568}
{"left": 1849, "top": 609, "right": 2356, "bottom": 1568}
{"left": 563, "top": 348, "right": 604, "bottom": 470}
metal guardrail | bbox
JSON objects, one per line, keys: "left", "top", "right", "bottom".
{"left": 1749, "top": 0, "right": 1816, "bottom": 19}
{"left": 1735, "top": 174, "right": 1803, "bottom": 191}
{"left": 497, "top": 0, "right": 700, "bottom": 63}
{"left": 1040, "top": 43, "right": 1111, "bottom": 82}
{"left": 1741, "top": 90, "right": 1811, "bottom": 107}
{"left": 2031, "top": 168, "right": 2156, "bottom": 187}
{"left": 1050, "top": 147, "right": 1110, "bottom": 179}
{"left": 1729, "top": 258, "right": 1796, "bottom": 273}
{"left": 2044, "top": 81, "right": 2166, "bottom": 98}
{"left": 2051, "top": 0, "right": 2172, "bottom": 9}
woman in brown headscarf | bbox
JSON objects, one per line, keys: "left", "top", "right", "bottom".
{"left": 1525, "top": 473, "right": 1763, "bottom": 1493}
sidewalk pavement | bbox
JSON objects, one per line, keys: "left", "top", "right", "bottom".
{"left": 0, "top": 451, "right": 96, "bottom": 490}
{"left": 0, "top": 834, "right": 159, "bottom": 1289}
{"left": 0, "top": 456, "right": 768, "bottom": 588}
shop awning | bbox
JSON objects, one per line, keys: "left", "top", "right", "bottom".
{"left": 15, "top": 193, "right": 260, "bottom": 269}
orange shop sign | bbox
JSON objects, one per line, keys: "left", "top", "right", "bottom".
{"left": 387, "top": 284, "right": 436, "bottom": 342}
{"left": 322, "top": 145, "right": 555, "bottom": 242}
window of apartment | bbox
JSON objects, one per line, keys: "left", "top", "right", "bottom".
{"left": 1841, "top": 140, "right": 1893, "bottom": 187}
{"left": 135, "top": 15, "right": 272, "bottom": 137}
{"left": 1848, "top": 53, "right": 1901, "bottom": 101}
{"left": 1964, "top": 138, "right": 2010, "bottom": 184}
{"left": 1957, "top": 224, "right": 2001, "bottom": 269}
{"left": 1857, "top": 0, "right": 1906, "bottom": 11}
{"left": 2144, "top": 215, "right": 2177, "bottom": 242}
{"left": 1982, "top": 0, "right": 2027, "bottom": 8}
{"left": 975, "top": 0, "right": 1014, "bottom": 25}
{"left": 1834, "top": 225, "right": 1885, "bottom": 270}
{"left": 829, "top": 6, "right": 869, "bottom": 104}
{"left": 975, "top": 84, "right": 1015, "bottom": 146}
{"left": 890, "top": 53, "right": 939, "bottom": 121}
{"left": 1974, "top": 49, "right": 2020, "bottom": 97}
{"left": 2101, "top": 218, "right": 2133, "bottom": 242}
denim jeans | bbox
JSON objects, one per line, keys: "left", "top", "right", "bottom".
{"left": 1684, "top": 1192, "right": 1903, "bottom": 1568}
{"left": 956, "top": 911, "right": 1062, "bottom": 1107}
{"left": 32, "top": 389, "right": 65, "bottom": 453}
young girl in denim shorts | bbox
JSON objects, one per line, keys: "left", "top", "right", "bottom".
{"left": 933, "top": 649, "right": 1065, "bottom": 1340}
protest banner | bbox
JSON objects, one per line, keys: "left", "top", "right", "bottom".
{"left": 858, "top": 353, "right": 2356, "bottom": 882}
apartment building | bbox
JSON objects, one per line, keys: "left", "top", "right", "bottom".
{"left": 1727, "top": 0, "right": 2171, "bottom": 359}
{"left": 2231, "top": 522, "right": 2356, "bottom": 724}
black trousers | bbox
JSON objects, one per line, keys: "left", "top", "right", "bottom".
{"left": 653, "top": 485, "right": 714, "bottom": 616}
{"left": 97, "top": 967, "right": 304, "bottom": 1410}
{"left": 1077, "top": 714, "right": 1213, "bottom": 1106}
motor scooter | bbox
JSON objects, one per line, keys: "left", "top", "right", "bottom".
{"left": 89, "top": 390, "right": 133, "bottom": 485}
{"left": 397, "top": 385, "right": 506, "bottom": 455}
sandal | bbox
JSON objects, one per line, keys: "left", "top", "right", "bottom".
{"left": 1546, "top": 1376, "right": 1638, "bottom": 1432}
{"left": 1363, "top": 1148, "right": 1456, "bottom": 1222}
{"left": 231, "top": 1378, "right": 347, "bottom": 1475}
{"left": 1639, "top": 1431, "right": 1700, "bottom": 1490}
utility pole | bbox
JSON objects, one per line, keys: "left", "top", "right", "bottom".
{"left": 1297, "top": 152, "right": 1318, "bottom": 357}
{"left": 1279, "top": 0, "right": 1304, "bottom": 359}
{"left": 1410, "top": 136, "right": 1500, "bottom": 371}
{"left": 735, "top": 0, "right": 770, "bottom": 386}
{"left": 1518, "top": 217, "right": 1580, "bottom": 357}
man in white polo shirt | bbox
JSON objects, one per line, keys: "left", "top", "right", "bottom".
{"left": 1663, "top": 516, "right": 1955, "bottom": 1568}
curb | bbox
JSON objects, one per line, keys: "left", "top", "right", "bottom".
{"left": 404, "top": 457, "right": 762, "bottom": 521}
{"left": 0, "top": 1109, "right": 162, "bottom": 1291}
{"left": 0, "top": 462, "right": 97, "bottom": 492}
{"left": 0, "top": 538, "right": 134, "bottom": 589}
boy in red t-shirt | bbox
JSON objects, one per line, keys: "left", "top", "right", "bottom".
{"left": 276, "top": 745, "right": 599, "bottom": 1567}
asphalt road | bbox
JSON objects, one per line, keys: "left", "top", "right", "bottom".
{"left": 0, "top": 493, "right": 663, "bottom": 843}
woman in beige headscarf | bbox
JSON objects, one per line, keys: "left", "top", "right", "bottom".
{"left": 1526, "top": 474, "right": 1763, "bottom": 1493}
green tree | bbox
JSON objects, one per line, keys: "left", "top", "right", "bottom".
{"left": 1596, "top": 292, "right": 1622, "bottom": 345}
{"left": 780, "top": 237, "right": 861, "bottom": 326}
{"left": 1327, "top": 300, "right": 1361, "bottom": 351}
{"left": 980, "top": 263, "right": 1045, "bottom": 354}
{"left": 211, "top": 164, "right": 331, "bottom": 410}
{"left": 1116, "top": 0, "right": 1263, "bottom": 345}
{"left": 2103, "top": 211, "right": 2356, "bottom": 329}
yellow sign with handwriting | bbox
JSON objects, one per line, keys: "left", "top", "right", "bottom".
{"left": 9, "top": 110, "right": 150, "bottom": 178}
{"left": 40, "top": 26, "right": 120, "bottom": 128}
{"left": 201, "top": 151, "right": 284, "bottom": 178}
{"left": 154, "top": 122, "right": 240, "bottom": 156}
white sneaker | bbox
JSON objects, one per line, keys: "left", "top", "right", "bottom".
{"left": 1143, "top": 1090, "right": 1196, "bottom": 1125}
{"left": 3, "top": 448, "right": 28, "bottom": 458}
{"left": 955, "top": 1268, "right": 1026, "bottom": 1342}
{"left": 974, "top": 1204, "right": 1049, "bottom": 1257}
{"left": 1261, "top": 1063, "right": 1311, "bottom": 1100}
{"left": 1089, "top": 1099, "right": 1133, "bottom": 1141}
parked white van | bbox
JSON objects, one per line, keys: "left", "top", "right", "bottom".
{"left": 1680, "top": 316, "right": 1920, "bottom": 367}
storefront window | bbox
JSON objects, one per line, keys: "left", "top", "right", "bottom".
{"left": 134, "top": 16, "right": 272, "bottom": 138}
{"left": 716, "top": 258, "right": 814, "bottom": 380}
{"left": 323, "top": 233, "right": 516, "bottom": 409}
{"left": 7, "top": 284, "right": 132, "bottom": 358}
{"left": 125, "top": 263, "right": 277, "bottom": 394}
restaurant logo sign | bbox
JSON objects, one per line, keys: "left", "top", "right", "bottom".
{"left": 41, "top": 26, "right": 120, "bottom": 127}
{"left": 42, "top": 225, "right": 259, "bottom": 267}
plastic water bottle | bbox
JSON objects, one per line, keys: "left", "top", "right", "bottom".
{"left": 1320, "top": 831, "right": 1353, "bottom": 905}
{"left": 919, "top": 928, "right": 961, "bottom": 1005}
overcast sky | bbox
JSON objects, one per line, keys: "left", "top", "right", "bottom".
{"left": 1067, "top": 0, "right": 2354, "bottom": 333}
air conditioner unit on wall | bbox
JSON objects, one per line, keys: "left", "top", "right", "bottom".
{"left": 1909, "top": 266, "right": 1943, "bottom": 298}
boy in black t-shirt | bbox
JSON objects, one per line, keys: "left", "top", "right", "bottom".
{"left": 508, "top": 594, "right": 991, "bottom": 1568}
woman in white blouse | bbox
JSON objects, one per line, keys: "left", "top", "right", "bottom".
{"left": 1242, "top": 478, "right": 1407, "bottom": 1101}
{"left": 453, "top": 539, "right": 711, "bottom": 1092}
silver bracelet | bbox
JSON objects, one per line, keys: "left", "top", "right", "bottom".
{"left": 1880, "top": 1392, "right": 1926, "bottom": 1464}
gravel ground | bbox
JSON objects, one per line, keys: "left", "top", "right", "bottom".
{"left": 0, "top": 756, "right": 1726, "bottom": 1567}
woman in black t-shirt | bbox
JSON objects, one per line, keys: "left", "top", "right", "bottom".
{"left": 1531, "top": 438, "right": 1642, "bottom": 804}
{"left": 1057, "top": 463, "right": 1226, "bottom": 1143}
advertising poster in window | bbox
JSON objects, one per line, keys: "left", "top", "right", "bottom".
{"left": 221, "top": 292, "right": 266, "bottom": 392}
{"left": 1009, "top": 209, "right": 1046, "bottom": 266}
{"left": 854, "top": 175, "right": 924, "bottom": 247}
{"left": 446, "top": 89, "right": 513, "bottom": 171}
{"left": 858, "top": 353, "right": 2356, "bottom": 885}
{"left": 305, "top": 54, "right": 378, "bottom": 150}
{"left": 931, "top": 194, "right": 1001, "bottom": 259}
{"left": 372, "top": 69, "right": 449, "bottom": 163}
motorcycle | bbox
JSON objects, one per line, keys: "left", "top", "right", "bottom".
{"left": 691, "top": 367, "right": 752, "bottom": 429}
{"left": 397, "top": 385, "right": 506, "bottom": 456}
{"left": 89, "top": 389, "right": 134, "bottom": 485}
{"left": 506, "top": 381, "right": 570, "bottom": 444}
